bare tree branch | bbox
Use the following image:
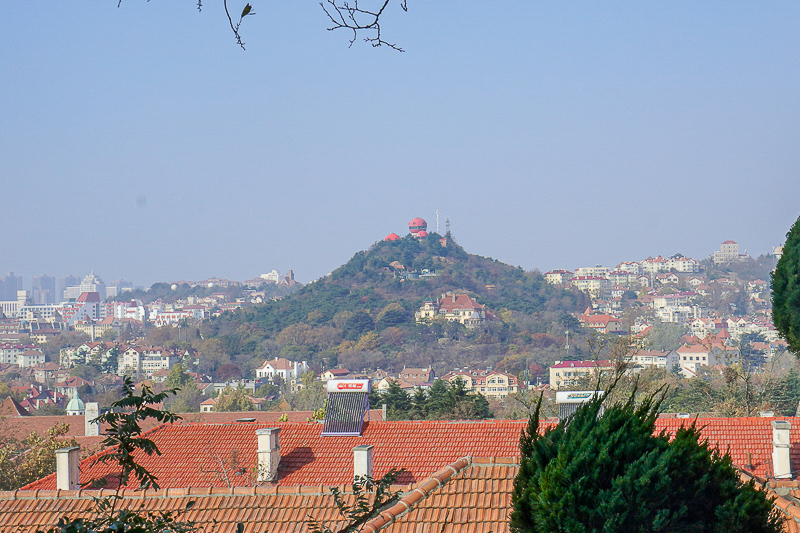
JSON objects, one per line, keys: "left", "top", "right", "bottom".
{"left": 321, "top": 0, "right": 407, "bottom": 52}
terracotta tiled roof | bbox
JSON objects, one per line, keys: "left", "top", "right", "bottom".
{"left": 21, "top": 416, "right": 800, "bottom": 493}
{"left": 0, "top": 457, "right": 517, "bottom": 533}
{"left": 437, "top": 294, "right": 484, "bottom": 313}
{"left": 24, "top": 420, "right": 526, "bottom": 490}
{"left": 369, "top": 457, "right": 517, "bottom": 533}
{"left": 0, "top": 396, "right": 30, "bottom": 416}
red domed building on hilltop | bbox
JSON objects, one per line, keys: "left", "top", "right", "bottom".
{"left": 408, "top": 217, "right": 427, "bottom": 236}
{"left": 384, "top": 233, "right": 401, "bottom": 242}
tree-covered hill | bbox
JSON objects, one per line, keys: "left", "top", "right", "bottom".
{"left": 194, "top": 233, "right": 589, "bottom": 379}
{"left": 216, "top": 233, "right": 588, "bottom": 337}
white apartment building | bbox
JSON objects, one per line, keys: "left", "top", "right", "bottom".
{"left": 574, "top": 266, "right": 611, "bottom": 278}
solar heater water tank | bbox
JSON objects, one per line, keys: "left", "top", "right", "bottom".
{"left": 322, "top": 379, "right": 372, "bottom": 437}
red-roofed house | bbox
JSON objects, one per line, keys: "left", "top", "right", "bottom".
{"left": 415, "top": 293, "right": 487, "bottom": 328}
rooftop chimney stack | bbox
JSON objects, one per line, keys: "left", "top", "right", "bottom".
{"left": 353, "top": 444, "right": 374, "bottom": 482}
{"left": 256, "top": 428, "right": 281, "bottom": 483}
{"left": 85, "top": 402, "right": 100, "bottom": 437}
{"left": 772, "top": 420, "right": 792, "bottom": 479}
{"left": 56, "top": 446, "right": 80, "bottom": 490}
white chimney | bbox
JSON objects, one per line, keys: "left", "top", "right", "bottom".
{"left": 85, "top": 402, "right": 100, "bottom": 437}
{"left": 56, "top": 446, "right": 80, "bottom": 490}
{"left": 772, "top": 420, "right": 792, "bottom": 479}
{"left": 256, "top": 428, "right": 281, "bottom": 482}
{"left": 353, "top": 444, "right": 374, "bottom": 482}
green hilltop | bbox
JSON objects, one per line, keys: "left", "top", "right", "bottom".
{"left": 207, "top": 233, "right": 589, "bottom": 376}
{"left": 219, "top": 233, "right": 587, "bottom": 334}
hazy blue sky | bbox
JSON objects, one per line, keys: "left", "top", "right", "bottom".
{"left": 2, "top": 2, "right": 799, "bottom": 287}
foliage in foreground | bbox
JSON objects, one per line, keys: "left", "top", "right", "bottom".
{"left": 510, "top": 388, "right": 783, "bottom": 533}
{"left": 307, "top": 468, "right": 404, "bottom": 533}
{"left": 773, "top": 213, "right": 800, "bottom": 356}
{"left": 40, "top": 377, "right": 195, "bottom": 533}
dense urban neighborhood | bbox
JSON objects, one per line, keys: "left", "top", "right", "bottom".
{"left": 2, "top": 219, "right": 800, "bottom": 532}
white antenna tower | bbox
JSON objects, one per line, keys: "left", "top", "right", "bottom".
{"left": 436, "top": 210, "right": 440, "bottom": 234}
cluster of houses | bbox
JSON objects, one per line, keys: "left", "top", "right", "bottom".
{"left": 549, "top": 325, "right": 783, "bottom": 390}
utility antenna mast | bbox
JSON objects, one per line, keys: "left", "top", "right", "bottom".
{"left": 436, "top": 210, "right": 440, "bottom": 234}
{"left": 445, "top": 218, "right": 450, "bottom": 236}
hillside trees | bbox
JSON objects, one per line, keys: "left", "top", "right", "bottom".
{"left": 510, "top": 389, "right": 782, "bottom": 532}
{"left": 773, "top": 214, "right": 800, "bottom": 355}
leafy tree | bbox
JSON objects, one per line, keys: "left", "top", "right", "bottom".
{"left": 214, "top": 385, "right": 254, "bottom": 412}
{"left": 0, "top": 423, "right": 78, "bottom": 490}
{"left": 772, "top": 215, "right": 800, "bottom": 355}
{"left": 510, "top": 389, "right": 783, "bottom": 533}
{"left": 163, "top": 363, "right": 193, "bottom": 390}
{"left": 89, "top": 376, "right": 182, "bottom": 490}
{"left": 344, "top": 310, "right": 375, "bottom": 341}
{"left": 646, "top": 321, "right": 686, "bottom": 351}
{"left": 167, "top": 382, "right": 205, "bottom": 413}
{"left": 379, "top": 380, "right": 412, "bottom": 419}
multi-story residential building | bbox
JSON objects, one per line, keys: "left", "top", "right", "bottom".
{"left": 118, "top": 346, "right": 179, "bottom": 377}
{"left": 615, "top": 261, "right": 641, "bottom": 275}
{"left": 667, "top": 257, "right": 701, "bottom": 273}
{"left": 574, "top": 266, "right": 611, "bottom": 278}
{"left": 549, "top": 360, "right": 615, "bottom": 390}
{"left": 0, "top": 342, "right": 37, "bottom": 365}
{"left": 442, "top": 369, "right": 521, "bottom": 399}
{"left": 712, "top": 240, "right": 749, "bottom": 264}
{"left": 112, "top": 300, "right": 147, "bottom": 322}
{"left": 626, "top": 349, "right": 679, "bottom": 371}
{"left": 255, "top": 357, "right": 309, "bottom": 383}
{"left": 19, "top": 349, "right": 46, "bottom": 368}
{"left": 66, "top": 292, "right": 102, "bottom": 325}
{"left": 641, "top": 256, "right": 669, "bottom": 274}
{"left": 607, "top": 271, "right": 636, "bottom": 285}
{"left": 544, "top": 270, "right": 573, "bottom": 285}
{"left": 569, "top": 276, "right": 611, "bottom": 299}
{"left": 578, "top": 313, "right": 625, "bottom": 334}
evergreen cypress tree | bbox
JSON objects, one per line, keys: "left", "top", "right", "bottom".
{"left": 510, "top": 390, "right": 782, "bottom": 533}
{"left": 773, "top": 214, "right": 800, "bottom": 355}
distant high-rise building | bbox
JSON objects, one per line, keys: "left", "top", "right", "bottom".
{"left": 65, "top": 272, "right": 107, "bottom": 301}
{"left": 58, "top": 275, "right": 80, "bottom": 302}
{"left": 32, "top": 275, "right": 56, "bottom": 304}
{"left": 0, "top": 273, "right": 22, "bottom": 301}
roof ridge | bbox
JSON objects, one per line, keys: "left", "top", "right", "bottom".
{"left": 360, "top": 456, "right": 473, "bottom": 533}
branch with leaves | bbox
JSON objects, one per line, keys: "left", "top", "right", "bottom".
{"left": 307, "top": 468, "right": 405, "bottom": 533}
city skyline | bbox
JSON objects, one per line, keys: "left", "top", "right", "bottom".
{"left": 2, "top": 3, "right": 799, "bottom": 286}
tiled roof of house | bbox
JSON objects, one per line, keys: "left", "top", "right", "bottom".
{"left": 0, "top": 396, "right": 31, "bottom": 416}
{"left": 0, "top": 456, "right": 519, "bottom": 533}
{"left": 20, "top": 415, "right": 800, "bottom": 494}
{"left": 437, "top": 294, "right": 484, "bottom": 313}
{"left": 24, "top": 420, "right": 527, "bottom": 490}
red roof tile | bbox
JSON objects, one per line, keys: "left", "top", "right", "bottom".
{"left": 23, "top": 416, "right": 800, "bottom": 492}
